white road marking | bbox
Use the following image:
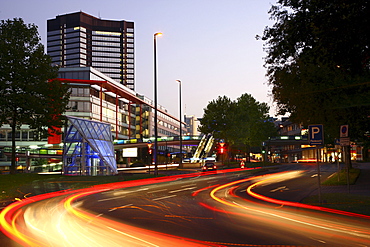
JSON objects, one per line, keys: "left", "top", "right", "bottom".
{"left": 270, "top": 186, "right": 289, "bottom": 192}
{"left": 169, "top": 187, "right": 197, "bottom": 193}
{"left": 152, "top": 195, "right": 177, "bottom": 201}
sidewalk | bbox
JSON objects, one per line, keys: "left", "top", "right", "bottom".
{"left": 319, "top": 162, "right": 370, "bottom": 196}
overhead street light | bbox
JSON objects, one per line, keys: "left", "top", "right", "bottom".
{"left": 153, "top": 32, "right": 162, "bottom": 176}
{"left": 176, "top": 80, "right": 183, "bottom": 168}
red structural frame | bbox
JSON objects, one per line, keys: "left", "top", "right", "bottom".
{"left": 54, "top": 78, "right": 181, "bottom": 140}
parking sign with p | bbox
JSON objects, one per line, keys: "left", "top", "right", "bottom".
{"left": 309, "top": 124, "right": 324, "bottom": 145}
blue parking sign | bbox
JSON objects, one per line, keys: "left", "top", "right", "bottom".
{"left": 309, "top": 125, "right": 324, "bottom": 145}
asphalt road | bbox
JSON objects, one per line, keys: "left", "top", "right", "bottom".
{"left": 1, "top": 164, "right": 370, "bottom": 246}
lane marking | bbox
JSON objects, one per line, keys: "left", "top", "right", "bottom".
{"left": 270, "top": 186, "right": 289, "bottom": 192}
{"left": 98, "top": 195, "right": 126, "bottom": 202}
{"left": 150, "top": 189, "right": 168, "bottom": 193}
{"left": 107, "top": 226, "right": 160, "bottom": 247}
{"left": 152, "top": 195, "right": 177, "bottom": 201}
{"left": 169, "top": 187, "right": 197, "bottom": 194}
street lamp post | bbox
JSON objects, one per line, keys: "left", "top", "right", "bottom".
{"left": 153, "top": 32, "right": 162, "bottom": 176}
{"left": 176, "top": 80, "right": 182, "bottom": 168}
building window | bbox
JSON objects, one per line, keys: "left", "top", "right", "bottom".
{"left": 0, "top": 130, "right": 6, "bottom": 141}
{"left": 47, "top": 40, "right": 62, "bottom": 46}
{"left": 47, "top": 46, "right": 61, "bottom": 52}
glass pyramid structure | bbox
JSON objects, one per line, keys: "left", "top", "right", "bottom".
{"left": 63, "top": 116, "right": 117, "bottom": 175}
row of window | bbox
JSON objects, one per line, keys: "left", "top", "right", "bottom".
{"left": 96, "top": 67, "right": 120, "bottom": 73}
{"left": 48, "top": 26, "right": 131, "bottom": 36}
{"left": 92, "top": 30, "right": 121, "bottom": 36}
{"left": 92, "top": 57, "right": 120, "bottom": 63}
{"left": 91, "top": 54, "right": 134, "bottom": 59}
{"left": 70, "top": 87, "right": 90, "bottom": 97}
{"left": 66, "top": 37, "right": 87, "bottom": 44}
{"left": 47, "top": 30, "right": 61, "bottom": 36}
{"left": 158, "top": 128, "right": 179, "bottom": 137}
{"left": 154, "top": 110, "right": 182, "bottom": 126}
{"left": 47, "top": 40, "right": 61, "bottom": 46}
{"left": 92, "top": 52, "right": 121, "bottom": 57}
{"left": 47, "top": 43, "right": 86, "bottom": 49}
{"left": 105, "top": 73, "right": 121, "bottom": 79}
{"left": 47, "top": 35, "right": 62, "bottom": 41}
{"left": 92, "top": 41, "right": 122, "bottom": 47}
{"left": 50, "top": 52, "right": 133, "bottom": 58}
{"left": 66, "top": 53, "right": 87, "bottom": 60}
{"left": 70, "top": 26, "right": 87, "bottom": 33}
{"left": 65, "top": 31, "right": 87, "bottom": 38}
{"left": 48, "top": 46, "right": 61, "bottom": 52}
{"left": 92, "top": 35, "right": 120, "bottom": 41}
{"left": 65, "top": 59, "right": 86, "bottom": 65}
{"left": 0, "top": 130, "right": 47, "bottom": 142}
{"left": 68, "top": 43, "right": 86, "bottom": 49}
{"left": 92, "top": 46, "right": 121, "bottom": 52}
{"left": 91, "top": 32, "right": 133, "bottom": 38}
{"left": 92, "top": 62, "right": 121, "bottom": 68}
{"left": 48, "top": 51, "right": 62, "bottom": 57}
{"left": 158, "top": 118, "right": 182, "bottom": 132}
{"left": 48, "top": 53, "right": 134, "bottom": 62}
{"left": 66, "top": 48, "right": 87, "bottom": 55}
{"left": 68, "top": 101, "right": 91, "bottom": 112}
{"left": 48, "top": 33, "right": 132, "bottom": 44}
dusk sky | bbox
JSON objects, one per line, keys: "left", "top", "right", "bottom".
{"left": 1, "top": 0, "right": 277, "bottom": 119}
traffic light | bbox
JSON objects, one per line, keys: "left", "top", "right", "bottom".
{"left": 219, "top": 147, "right": 225, "bottom": 154}
{"left": 15, "top": 157, "right": 19, "bottom": 162}
{"left": 148, "top": 148, "right": 153, "bottom": 155}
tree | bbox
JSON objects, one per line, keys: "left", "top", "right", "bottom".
{"left": 199, "top": 93, "right": 276, "bottom": 157}
{"left": 260, "top": 0, "right": 370, "bottom": 143}
{"left": 0, "top": 18, "right": 70, "bottom": 174}
{"left": 198, "top": 96, "right": 233, "bottom": 141}
{"left": 231, "top": 94, "right": 276, "bottom": 148}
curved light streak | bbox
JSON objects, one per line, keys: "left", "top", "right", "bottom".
{"left": 2, "top": 169, "right": 252, "bottom": 246}
{"left": 246, "top": 172, "right": 370, "bottom": 219}
{"left": 207, "top": 170, "right": 370, "bottom": 245}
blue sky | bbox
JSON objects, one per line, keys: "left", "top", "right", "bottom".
{"left": 1, "top": 0, "right": 277, "bottom": 119}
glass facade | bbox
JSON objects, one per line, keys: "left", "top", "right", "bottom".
{"left": 59, "top": 67, "right": 136, "bottom": 140}
{"left": 63, "top": 116, "right": 117, "bottom": 175}
{"left": 47, "top": 12, "right": 135, "bottom": 90}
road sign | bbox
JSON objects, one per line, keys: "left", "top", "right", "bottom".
{"left": 340, "top": 137, "right": 350, "bottom": 146}
{"left": 309, "top": 124, "right": 324, "bottom": 145}
{"left": 340, "top": 125, "right": 348, "bottom": 138}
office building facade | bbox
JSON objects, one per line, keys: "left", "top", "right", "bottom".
{"left": 47, "top": 11, "right": 135, "bottom": 90}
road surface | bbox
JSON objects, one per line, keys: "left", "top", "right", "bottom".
{"left": 1, "top": 164, "right": 370, "bottom": 246}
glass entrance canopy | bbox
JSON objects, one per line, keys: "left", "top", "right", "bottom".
{"left": 63, "top": 116, "right": 117, "bottom": 175}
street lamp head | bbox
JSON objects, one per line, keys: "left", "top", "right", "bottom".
{"left": 154, "top": 32, "right": 163, "bottom": 37}
{"left": 176, "top": 79, "right": 181, "bottom": 83}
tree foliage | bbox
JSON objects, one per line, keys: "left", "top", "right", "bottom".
{"left": 0, "top": 18, "right": 70, "bottom": 173}
{"left": 199, "top": 93, "right": 276, "bottom": 149}
{"left": 261, "top": 0, "right": 370, "bottom": 142}
{"left": 198, "top": 96, "right": 233, "bottom": 141}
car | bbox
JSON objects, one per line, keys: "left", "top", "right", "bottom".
{"left": 201, "top": 162, "right": 217, "bottom": 172}
{"left": 130, "top": 162, "right": 146, "bottom": 167}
